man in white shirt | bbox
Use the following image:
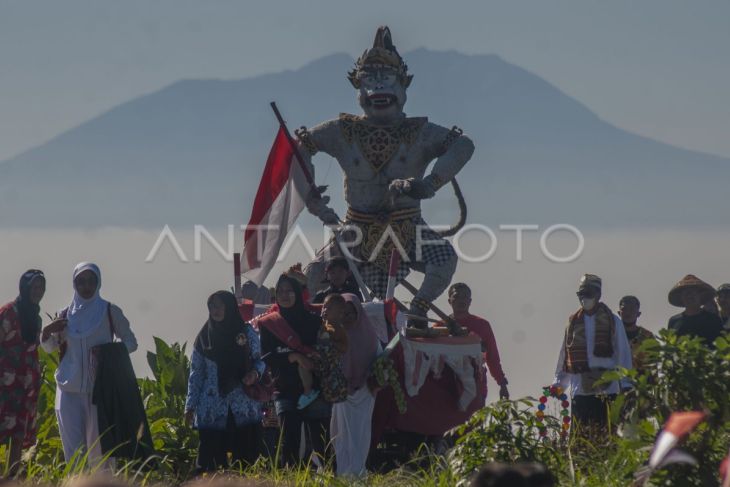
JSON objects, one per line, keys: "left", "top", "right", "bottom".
{"left": 554, "top": 274, "right": 633, "bottom": 431}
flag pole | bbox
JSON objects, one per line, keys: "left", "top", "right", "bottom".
{"left": 270, "top": 102, "right": 316, "bottom": 189}
{"left": 233, "top": 252, "right": 242, "bottom": 303}
{"left": 269, "top": 102, "right": 374, "bottom": 301}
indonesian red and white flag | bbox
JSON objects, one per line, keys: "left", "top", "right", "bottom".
{"left": 241, "top": 127, "right": 309, "bottom": 286}
{"left": 648, "top": 411, "right": 706, "bottom": 469}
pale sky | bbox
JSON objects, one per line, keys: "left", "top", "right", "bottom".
{"left": 1, "top": 0, "right": 729, "bottom": 162}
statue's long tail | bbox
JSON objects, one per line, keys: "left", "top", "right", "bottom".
{"left": 436, "top": 178, "right": 467, "bottom": 237}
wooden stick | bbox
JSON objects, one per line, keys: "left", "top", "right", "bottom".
{"left": 233, "top": 252, "right": 242, "bottom": 303}
{"left": 398, "top": 279, "right": 450, "bottom": 321}
{"left": 385, "top": 249, "right": 400, "bottom": 300}
{"left": 333, "top": 233, "right": 375, "bottom": 302}
{"left": 398, "top": 278, "right": 463, "bottom": 335}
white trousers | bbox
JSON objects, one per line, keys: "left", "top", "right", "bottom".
{"left": 330, "top": 386, "right": 376, "bottom": 477}
{"left": 55, "top": 388, "right": 103, "bottom": 466}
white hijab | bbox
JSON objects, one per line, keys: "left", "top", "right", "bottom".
{"left": 67, "top": 262, "right": 108, "bottom": 337}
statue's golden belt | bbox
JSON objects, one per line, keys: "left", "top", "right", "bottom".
{"left": 345, "top": 207, "right": 421, "bottom": 224}
{"left": 344, "top": 207, "right": 420, "bottom": 270}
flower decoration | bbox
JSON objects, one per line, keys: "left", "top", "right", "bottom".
{"left": 236, "top": 333, "right": 248, "bottom": 347}
{"left": 371, "top": 354, "right": 407, "bottom": 414}
{"left": 536, "top": 384, "right": 570, "bottom": 439}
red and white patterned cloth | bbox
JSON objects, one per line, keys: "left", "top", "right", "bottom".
{"left": 0, "top": 302, "right": 41, "bottom": 448}
{"left": 400, "top": 334, "right": 482, "bottom": 411}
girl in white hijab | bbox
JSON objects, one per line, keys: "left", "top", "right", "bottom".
{"left": 41, "top": 262, "right": 138, "bottom": 466}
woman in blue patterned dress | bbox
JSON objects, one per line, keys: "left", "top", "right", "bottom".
{"left": 185, "top": 291, "right": 266, "bottom": 472}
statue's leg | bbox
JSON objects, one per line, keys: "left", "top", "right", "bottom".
{"left": 405, "top": 222, "right": 458, "bottom": 327}
{"left": 359, "top": 261, "right": 409, "bottom": 300}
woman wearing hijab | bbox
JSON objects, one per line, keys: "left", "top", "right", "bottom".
{"left": 257, "top": 274, "right": 330, "bottom": 466}
{"left": 41, "top": 262, "right": 137, "bottom": 465}
{"left": 0, "top": 270, "right": 46, "bottom": 472}
{"left": 330, "top": 293, "right": 380, "bottom": 477}
{"left": 184, "top": 290, "right": 266, "bottom": 472}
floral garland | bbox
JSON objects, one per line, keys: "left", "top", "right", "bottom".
{"left": 371, "top": 354, "right": 408, "bottom": 414}
{"left": 536, "top": 384, "right": 571, "bottom": 438}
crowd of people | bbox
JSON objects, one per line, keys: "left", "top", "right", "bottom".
{"left": 554, "top": 273, "right": 728, "bottom": 430}
{"left": 1, "top": 257, "right": 729, "bottom": 480}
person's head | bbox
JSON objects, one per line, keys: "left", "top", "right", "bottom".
{"left": 207, "top": 291, "right": 240, "bottom": 324}
{"left": 283, "top": 263, "right": 309, "bottom": 302}
{"left": 275, "top": 274, "right": 302, "bottom": 310}
{"left": 341, "top": 295, "right": 362, "bottom": 330}
{"left": 348, "top": 26, "right": 411, "bottom": 123}
{"left": 64, "top": 475, "right": 133, "bottom": 487}
{"left": 183, "top": 476, "right": 277, "bottom": 487}
{"left": 668, "top": 274, "right": 715, "bottom": 311}
{"left": 470, "top": 463, "right": 529, "bottom": 487}
{"left": 681, "top": 287, "right": 703, "bottom": 310}
{"left": 73, "top": 262, "right": 101, "bottom": 300}
{"left": 470, "top": 462, "right": 554, "bottom": 487}
{"left": 715, "top": 283, "right": 730, "bottom": 316}
{"left": 19, "top": 269, "right": 45, "bottom": 305}
{"left": 322, "top": 294, "right": 347, "bottom": 325}
{"left": 240, "top": 280, "right": 259, "bottom": 301}
{"left": 618, "top": 295, "right": 641, "bottom": 325}
{"left": 577, "top": 274, "right": 602, "bottom": 312}
{"left": 448, "top": 282, "right": 472, "bottom": 315}
{"left": 512, "top": 463, "right": 556, "bottom": 487}
{"left": 325, "top": 257, "right": 351, "bottom": 288}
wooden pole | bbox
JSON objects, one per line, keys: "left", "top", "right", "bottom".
{"left": 233, "top": 252, "right": 242, "bottom": 303}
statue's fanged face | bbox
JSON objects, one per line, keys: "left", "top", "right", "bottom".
{"left": 356, "top": 67, "right": 407, "bottom": 121}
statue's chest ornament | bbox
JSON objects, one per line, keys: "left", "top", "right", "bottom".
{"left": 339, "top": 114, "right": 426, "bottom": 173}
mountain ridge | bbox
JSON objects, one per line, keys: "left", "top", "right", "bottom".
{"left": 0, "top": 49, "right": 726, "bottom": 228}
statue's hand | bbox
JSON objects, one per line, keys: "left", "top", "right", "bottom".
{"left": 306, "top": 187, "right": 340, "bottom": 225}
{"left": 388, "top": 177, "right": 436, "bottom": 200}
{"left": 319, "top": 207, "right": 340, "bottom": 226}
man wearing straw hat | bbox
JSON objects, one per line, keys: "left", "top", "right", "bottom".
{"left": 554, "top": 274, "right": 633, "bottom": 430}
{"left": 667, "top": 274, "right": 724, "bottom": 346}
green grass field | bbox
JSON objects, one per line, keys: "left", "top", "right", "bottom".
{"left": 3, "top": 332, "right": 728, "bottom": 486}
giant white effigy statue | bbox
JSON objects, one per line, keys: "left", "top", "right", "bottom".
{"left": 296, "top": 26, "right": 475, "bottom": 326}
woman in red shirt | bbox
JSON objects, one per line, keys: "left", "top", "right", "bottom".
{"left": 0, "top": 269, "right": 46, "bottom": 473}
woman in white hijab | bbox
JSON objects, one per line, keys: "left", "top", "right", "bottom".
{"left": 41, "top": 262, "right": 138, "bottom": 466}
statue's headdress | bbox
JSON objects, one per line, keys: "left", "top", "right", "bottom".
{"left": 348, "top": 26, "right": 413, "bottom": 89}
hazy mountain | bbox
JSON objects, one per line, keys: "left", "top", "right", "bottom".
{"left": 1, "top": 49, "right": 727, "bottom": 228}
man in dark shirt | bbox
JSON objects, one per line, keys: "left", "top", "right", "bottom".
{"left": 715, "top": 283, "right": 730, "bottom": 332}
{"left": 618, "top": 295, "right": 654, "bottom": 372}
{"left": 311, "top": 256, "right": 364, "bottom": 303}
{"left": 667, "top": 274, "right": 723, "bottom": 346}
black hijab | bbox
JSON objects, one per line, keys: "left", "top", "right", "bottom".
{"left": 194, "top": 291, "right": 252, "bottom": 396}
{"left": 276, "top": 275, "right": 307, "bottom": 323}
{"left": 15, "top": 269, "right": 45, "bottom": 345}
{"left": 275, "top": 274, "right": 322, "bottom": 338}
